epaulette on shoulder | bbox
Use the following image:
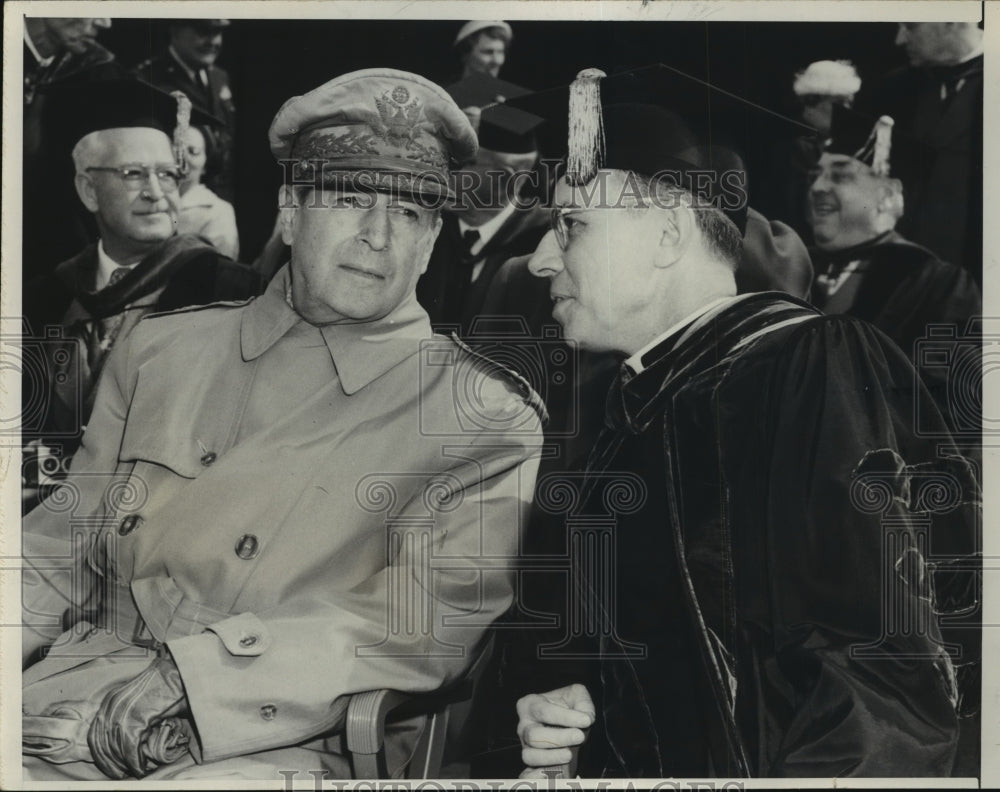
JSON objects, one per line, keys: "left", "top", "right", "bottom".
{"left": 141, "top": 297, "right": 254, "bottom": 323}
{"left": 450, "top": 333, "right": 549, "bottom": 426}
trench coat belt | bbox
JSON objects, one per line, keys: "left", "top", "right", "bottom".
{"left": 109, "top": 577, "right": 234, "bottom": 648}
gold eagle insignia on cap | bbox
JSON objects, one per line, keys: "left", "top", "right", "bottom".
{"left": 373, "top": 87, "right": 425, "bottom": 144}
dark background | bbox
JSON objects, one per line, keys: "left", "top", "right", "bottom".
{"left": 97, "top": 19, "right": 912, "bottom": 262}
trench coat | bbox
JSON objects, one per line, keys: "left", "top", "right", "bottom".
{"left": 22, "top": 265, "right": 543, "bottom": 779}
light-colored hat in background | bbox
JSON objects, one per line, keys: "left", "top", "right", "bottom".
{"left": 793, "top": 60, "right": 861, "bottom": 97}
{"left": 454, "top": 21, "right": 513, "bottom": 47}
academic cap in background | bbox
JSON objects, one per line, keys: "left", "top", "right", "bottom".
{"left": 43, "top": 78, "right": 222, "bottom": 171}
{"left": 824, "top": 102, "right": 924, "bottom": 180}
{"left": 446, "top": 72, "right": 544, "bottom": 154}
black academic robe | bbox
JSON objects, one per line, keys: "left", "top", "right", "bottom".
{"left": 564, "top": 295, "right": 978, "bottom": 777}
{"left": 859, "top": 57, "right": 983, "bottom": 284}
{"left": 809, "top": 230, "right": 981, "bottom": 438}
{"left": 417, "top": 205, "right": 549, "bottom": 334}
{"left": 23, "top": 236, "right": 261, "bottom": 452}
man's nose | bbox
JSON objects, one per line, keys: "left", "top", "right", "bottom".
{"left": 359, "top": 200, "right": 390, "bottom": 250}
{"left": 143, "top": 172, "right": 168, "bottom": 201}
{"left": 894, "top": 24, "right": 907, "bottom": 46}
{"left": 526, "top": 230, "right": 564, "bottom": 278}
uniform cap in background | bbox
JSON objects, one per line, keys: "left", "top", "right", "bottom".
{"left": 269, "top": 68, "right": 478, "bottom": 200}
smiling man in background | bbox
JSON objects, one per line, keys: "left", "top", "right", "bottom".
{"left": 806, "top": 105, "right": 980, "bottom": 435}
{"left": 22, "top": 79, "right": 258, "bottom": 484}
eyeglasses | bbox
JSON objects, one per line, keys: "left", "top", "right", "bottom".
{"left": 85, "top": 164, "right": 182, "bottom": 193}
{"left": 550, "top": 208, "right": 585, "bottom": 251}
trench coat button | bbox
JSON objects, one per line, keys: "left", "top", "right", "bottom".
{"left": 239, "top": 634, "right": 258, "bottom": 648}
{"left": 118, "top": 514, "right": 143, "bottom": 536}
{"left": 235, "top": 534, "right": 260, "bottom": 560}
{"left": 200, "top": 451, "right": 217, "bottom": 466}
{"left": 259, "top": 704, "right": 277, "bottom": 720}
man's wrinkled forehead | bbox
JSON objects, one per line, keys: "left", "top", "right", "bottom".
{"left": 818, "top": 152, "right": 868, "bottom": 176}
{"left": 553, "top": 170, "right": 632, "bottom": 208}
{"left": 83, "top": 126, "right": 175, "bottom": 162}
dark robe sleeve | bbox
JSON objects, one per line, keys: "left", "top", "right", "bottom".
{"left": 758, "top": 315, "right": 978, "bottom": 777}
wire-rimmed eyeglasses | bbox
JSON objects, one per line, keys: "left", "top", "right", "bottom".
{"left": 85, "top": 164, "right": 183, "bottom": 193}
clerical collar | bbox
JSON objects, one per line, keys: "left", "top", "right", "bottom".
{"left": 24, "top": 28, "right": 54, "bottom": 68}
{"left": 624, "top": 295, "right": 739, "bottom": 375}
{"left": 95, "top": 240, "right": 139, "bottom": 291}
{"left": 457, "top": 200, "right": 519, "bottom": 257}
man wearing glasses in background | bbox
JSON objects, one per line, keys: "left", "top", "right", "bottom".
{"left": 22, "top": 79, "right": 258, "bottom": 503}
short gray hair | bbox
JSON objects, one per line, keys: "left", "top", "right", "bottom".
{"left": 627, "top": 171, "right": 743, "bottom": 269}
{"left": 71, "top": 130, "right": 109, "bottom": 175}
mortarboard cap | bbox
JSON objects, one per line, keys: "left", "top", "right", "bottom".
{"left": 446, "top": 73, "right": 543, "bottom": 154}
{"left": 44, "top": 78, "right": 219, "bottom": 173}
{"left": 825, "top": 104, "right": 906, "bottom": 177}
{"left": 506, "top": 63, "right": 816, "bottom": 234}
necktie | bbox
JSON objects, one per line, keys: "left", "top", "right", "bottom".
{"left": 86, "top": 267, "right": 133, "bottom": 371}
{"left": 461, "top": 229, "right": 481, "bottom": 259}
{"left": 198, "top": 69, "right": 210, "bottom": 90}
{"left": 105, "top": 265, "right": 131, "bottom": 290}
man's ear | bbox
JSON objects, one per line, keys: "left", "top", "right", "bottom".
{"left": 278, "top": 185, "right": 299, "bottom": 246}
{"left": 75, "top": 173, "right": 99, "bottom": 213}
{"left": 418, "top": 213, "right": 444, "bottom": 276}
{"left": 654, "top": 203, "right": 693, "bottom": 268}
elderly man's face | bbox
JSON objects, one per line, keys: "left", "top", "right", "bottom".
{"left": 527, "top": 174, "right": 665, "bottom": 354}
{"left": 282, "top": 189, "right": 443, "bottom": 324}
{"left": 44, "top": 18, "right": 111, "bottom": 54}
{"left": 895, "top": 22, "right": 972, "bottom": 67}
{"left": 78, "top": 128, "right": 181, "bottom": 252}
{"left": 171, "top": 24, "right": 224, "bottom": 69}
{"left": 463, "top": 33, "right": 506, "bottom": 78}
{"left": 808, "top": 152, "right": 887, "bottom": 250}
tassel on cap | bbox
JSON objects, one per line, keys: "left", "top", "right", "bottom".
{"left": 171, "top": 90, "right": 193, "bottom": 177}
{"left": 566, "top": 68, "right": 606, "bottom": 186}
{"left": 855, "top": 114, "right": 894, "bottom": 176}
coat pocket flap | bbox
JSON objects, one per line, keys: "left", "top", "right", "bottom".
{"left": 119, "top": 365, "right": 226, "bottom": 479}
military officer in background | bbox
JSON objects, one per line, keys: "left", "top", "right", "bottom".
{"left": 136, "top": 19, "right": 236, "bottom": 200}
{"left": 21, "top": 68, "right": 543, "bottom": 781}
